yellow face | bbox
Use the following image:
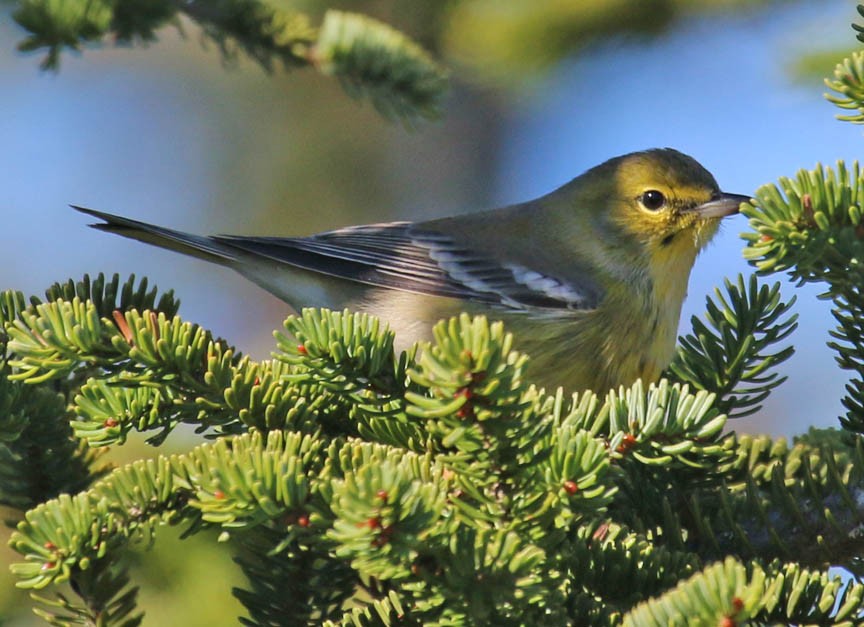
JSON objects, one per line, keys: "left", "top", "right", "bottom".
{"left": 609, "top": 149, "right": 725, "bottom": 252}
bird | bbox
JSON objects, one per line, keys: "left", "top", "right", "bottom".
{"left": 73, "top": 148, "right": 748, "bottom": 394}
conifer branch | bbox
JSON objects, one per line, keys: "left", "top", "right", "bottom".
{"left": 11, "top": 1, "right": 448, "bottom": 122}
{"left": 0, "top": 373, "right": 104, "bottom": 512}
{"left": 30, "top": 560, "right": 142, "bottom": 627}
{"left": 5, "top": 276, "right": 864, "bottom": 623}
{"left": 623, "top": 557, "right": 864, "bottom": 625}
{"left": 667, "top": 274, "right": 796, "bottom": 418}
{"left": 825, "top": 50, "right": 864, "bottom": 124}
{"left": 743, "top": 162, "right": 864, "bottom": 433}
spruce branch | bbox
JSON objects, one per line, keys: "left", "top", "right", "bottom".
{"left": 828, "top": 285, "right": 864, "bottom": 433}
{"left": 563, "top": 522, "right": 701, "bottom": 624}
{"left": 666, "top": 274, "right": 797, "bottom": 418}
{"left": 6, "top": 297, "right": 118, "bottom": 384}
{"left": 14, "top": 0, "right": 112, "bottom": 69}
{"left": 276, "top": 307, "right": 424, "bottom": 445}
{"left": 11, "top": 1, "right": 448, "bottom": 122}
{"left": 277, "top": 308, "right": 408, "bottom": 414}
{"left": 405, "top": 314, "right": 537, "bottom": 464}
{"left": 742, "top": 161, "right": 864, "bottom": 288}
{"left": 8, "top": 274, "right": 864, "bottom": 622}
{"left": 312, "top": 10, "right": 448, "bottom": 123}
{"left": 743, "top": 162, "right": 864, "bottom": 433}
{"left": 328, "top": 460, "right": 446, "bottom": 582}
{"left": 0, "top": 289, "right": 28, "bottom": 358}
{"left": 29, "top": 560, "right": 142, "bottom": 627}
{"left": 623, "top": 557, "right": 864, "bottom": 626}
{"left": 179, "top": 0, "right": 316, "bottom": 70}
{"left": 409, "top": 526, "right": 549, "bottom": 624}
{"left": 825, "top": 49, "right": 864, "bottom": 124}
{"left": 9, "top": 458, "right": 182, "bottom": 589}
{"left": 855, "top": 3, "right": 864, "bottom": 43}
{"left": 233, "top": 525, "right": 356, "bottom": 626}
{"left": 9, "top": 431, "right": 320, "bottom": 590}
{"left": 552, "top": 380, "right": 729, "bottom": 471}
{"left": 0, "top": 373, "right": 105, "bottom": 513}
{"left": 682, "top": 430, "right": 864, "bottom": 570}
{"left": 321, "top": 590, "right": 406, "bottom": 627}
{"left": 837, "top": 4, "right": 864, "bottom": 122}
{"left": 2, "top": 273, "right": 180, "bottom": 384}
{"left": 180, "top": 430, "right": 325, "bottom": 531}
{"left": 40, "top": 273, "right": 180, "bottom": 320}
{"left": 3, "top": 286, "right": 325, "bottom": 444}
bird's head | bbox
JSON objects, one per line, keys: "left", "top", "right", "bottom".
{"left": 600, "top": 148, "right": 749, "bottom": 253}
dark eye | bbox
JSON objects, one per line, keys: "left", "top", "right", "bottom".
{"left": 640, "top": 190, "right": 666, "bottom": 211}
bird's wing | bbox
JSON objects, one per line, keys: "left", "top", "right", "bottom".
{"left": 215, "top": 223, "right": 602, "bottom": 312}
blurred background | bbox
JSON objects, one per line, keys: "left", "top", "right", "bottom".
{"left": 0, "top": 0, "right": 862, "bottom": 623}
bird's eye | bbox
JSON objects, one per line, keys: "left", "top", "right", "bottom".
{"left": 639, "top": 190, "right": 666, "bottom": 211}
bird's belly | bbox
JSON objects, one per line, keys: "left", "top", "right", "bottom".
{"left": 360, "top": 289, "right": 678, "bottom": 394}
{"left": 235, "top": 259, "right": 373, "bottom": 315}
{"left": 235, "top": 260, "right": 678, "bottom": 395}
{"left": 511, "top": 304, "right": 679, "bottom": 394}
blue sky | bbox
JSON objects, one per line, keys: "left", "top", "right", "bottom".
{"left": 0, "top": 1, "right": 860, "bottom": 437}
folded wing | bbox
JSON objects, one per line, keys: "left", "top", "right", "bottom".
{"left": 216, "top": 223, "right": 602, "bottom": 312}
{"left": 75, "top": 207, "right": 601, "bottom": 313}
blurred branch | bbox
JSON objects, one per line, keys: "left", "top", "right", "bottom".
{"left": 11, "top": 0, "right": 448, "bottom": 123}
{"left": 441, "top": 0, "right": 777, "bottom": 83}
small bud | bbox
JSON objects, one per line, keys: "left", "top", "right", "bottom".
{"left": 616, "top": 434, "right": 637, "bottom": 454}
{"left": 563, "top": 480, "right": 579, "bottom": 495}
{"left": 297, "top": 514, "right": 310, "bottom": 528}
{"left": 104, "top": 418, "right": 119, "bottom": 428}
{"left": 801, "top": 193, "right": 815, "bottom": 224}
{"left": 149, "top": 311, "right": 160, "bottom": 341}
{"left": 456, "top": 405, "right": 474, "bottom": 419}
{"left": 592, "top": 522, "right": 610, "bottom": 542}
{"left": 213, "top": 490, "right": 225, "bottom": 500}
{"left": 297, "top": 344, "right": 307, "bottom": 354}
{"left": 112, "top": 310, "right": 134, "bottom": 344}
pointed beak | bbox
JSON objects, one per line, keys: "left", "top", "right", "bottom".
{"left": 687, "top": 192, "right": 752, "bottom": 219}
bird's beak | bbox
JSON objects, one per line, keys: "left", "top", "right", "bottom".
{"left": 687, "top": 192, "right": 752, "bottom": 219}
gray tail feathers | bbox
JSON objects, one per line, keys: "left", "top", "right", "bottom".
{"left": 72, "top": 206, "right": 238, "bottom": 265}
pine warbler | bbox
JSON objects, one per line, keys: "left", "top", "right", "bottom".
{"left": 74, "top": 148, "right": 747, "bottom": 393}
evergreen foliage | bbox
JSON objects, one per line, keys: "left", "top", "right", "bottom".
{"left": 3, "top": 271, "right": 864, "bottom": 624}
{"left": 6, "top": 4, "right": 864, "bottom": 626}
{"left": 743, "top": 160, "right": 864, "bottom": 435}
{"left": 10, "top": 0, "right": 448, "bottom": 123}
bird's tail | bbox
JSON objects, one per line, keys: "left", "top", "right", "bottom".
{"left": 72, "top": 206, "right": 238, "bottom": 265}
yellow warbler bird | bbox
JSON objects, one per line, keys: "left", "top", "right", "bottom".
{"left": 74, "top": 148, "right": 747, "bottom": 393}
